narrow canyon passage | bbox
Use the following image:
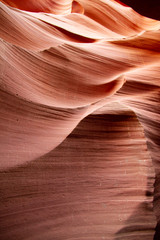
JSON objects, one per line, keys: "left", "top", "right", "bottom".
{"left": 0, "top": 0, "right": 160, "bottom": 239}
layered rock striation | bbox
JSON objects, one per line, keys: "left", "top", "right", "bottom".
{"left": 0, "top": 0, "right": 160, "bottom": 239}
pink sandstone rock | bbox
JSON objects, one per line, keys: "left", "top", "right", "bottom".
{"left": 0, "top": 0, "right": 160, "bottom": 239}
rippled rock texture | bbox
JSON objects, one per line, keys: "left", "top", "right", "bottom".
{"left": 0, "top": 0, "right": 160, "bottom": 239}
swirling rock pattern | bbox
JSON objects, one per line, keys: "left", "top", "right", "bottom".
{"left": 0, "top": 0, "right": 160, "bottom": 239}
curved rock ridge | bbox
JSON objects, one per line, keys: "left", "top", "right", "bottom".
{"left": 0, "top": 0, "right": 160, "bottom": 239}
{"left": 0, "top": 0, "right": 160, "bottom": 166}
{"left": 0, "top": 112, "right": 157, "bottom": 240}
{"left": 1, "top": 0, "right": 74, "bottom": 14}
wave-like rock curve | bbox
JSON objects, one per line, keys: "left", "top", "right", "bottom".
{"left": 0, "top": 0, "right": 160, "bottom": 239}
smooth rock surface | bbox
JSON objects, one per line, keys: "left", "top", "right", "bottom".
{"left": 0, "top": 0, "right": 160, "bottom": 239}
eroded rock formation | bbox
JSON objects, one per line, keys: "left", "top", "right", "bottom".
{"left": 0, "top": 0, "right": 160, "bottom": 239}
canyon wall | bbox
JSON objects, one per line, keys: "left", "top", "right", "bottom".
{"left": 0, "top": 0, "right": 160, "bottom": 239}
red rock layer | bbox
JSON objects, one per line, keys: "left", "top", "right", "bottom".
{"left": 0, "top": 0, "right": 160, "bottom": 239}
{"left": 1, "top": 0, "right": 73, "bottom": 14}
{"left": 0, "top": 113, "right": 156, "bottom": 240}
